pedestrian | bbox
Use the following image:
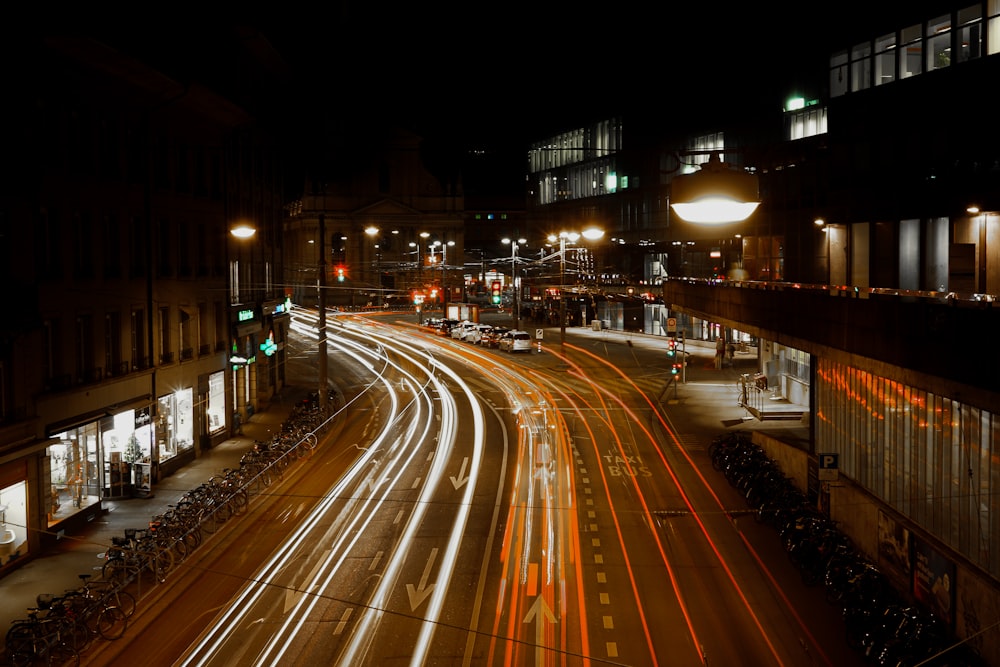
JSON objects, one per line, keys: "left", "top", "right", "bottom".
{"left": 727, "top": 342, "right": 736, "bottom": 366}
{"left": 715, "top": 337, "right": 725, "bottom": 369}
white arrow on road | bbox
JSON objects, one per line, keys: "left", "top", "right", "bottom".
{"left": 406, "top": 547, "right": 439, "bottom": 611}
{"left": 284, "top": 550, "right": 330, "bottom": 613}
{"left": 449, "top": 456, "right": 470, "bottom": 489}
{"left": 523, "top": 595, "right": 557, "bottom": 665}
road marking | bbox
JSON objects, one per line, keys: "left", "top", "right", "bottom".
{"left": 523, "top": 596, "right": 557, "bottom": 666}
{"left": 449, "top": 456, "right": 470, "bottom": 489}
{"left": 405, "top": 547, "right": 438, "bottom": 611}
{"left": 333, "top": 608, "right": 353, "bottom": 635}
{"left": 284, "top": 551, "right": 329, "bottom": 613}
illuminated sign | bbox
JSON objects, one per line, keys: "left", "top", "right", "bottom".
{"left": 260, "top": 332, "right": 277, "bottom": 357}
{"left": 238, "top": 309, "right": 255, "bottom": 322}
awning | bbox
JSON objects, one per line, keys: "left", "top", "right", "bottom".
{"left": 46, "top": 394, "right": 151, "bottom": 436}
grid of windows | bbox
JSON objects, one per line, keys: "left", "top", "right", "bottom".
{"left": 815, "top": 358, "right": 1000, "bottom": 577}
{"left": 529, "top": 119, "right": 623, "bottom": 205}
{"left": 831, "top": 3, "right": 995, "bottom": 97}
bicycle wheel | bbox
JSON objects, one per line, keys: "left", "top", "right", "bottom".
{"left": 43, "top": 639, "right": 80, "bottom": 667}
{"left": 110, "top": 589, "right": 137, "bottom": 618}
{"left": 5, "top": 624, "right": 36, "bottom": 666}
{"left": 95, "top": 605, "right": 128, "bottom": 640}
{"left": 102, "top": 558, "right": 135, "bottom": 588}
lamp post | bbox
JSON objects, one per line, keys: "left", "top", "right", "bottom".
{"left": 317, "top": 214, "right": 328, "bottom": 416}
{"left": 408, "top": 232, "right": 430, "bottom": 323}
{"left": 229, "top": 222, "right": 259, "bottom": 432}
{"left": 435, "top": 239, "right": 454, "bottom": 315}
{"left": 502, "top": 236, "right": 526, "bottom": 330}
{"left": 365, "top": 226, "right": 381, "bottom": 304}
{"left": 547, "top": 228, "right": 604, "bottom": 345}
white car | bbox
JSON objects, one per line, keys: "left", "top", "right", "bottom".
{"left": 499, "top": 330, "right": 532, "bottom": 353}
{"left": 451, "top": 321, "right": 475, "bottom": 340}
{"left": 468, "top": 324, "right": 493, "bottom": 344}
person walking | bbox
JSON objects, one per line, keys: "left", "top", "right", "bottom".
{"left": 715, "top": 337, "right": 725, "bottom": 370}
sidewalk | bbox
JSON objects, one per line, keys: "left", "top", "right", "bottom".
{"left": 491, "top": 313, "right": 811, "bottom": 444}
{"left": 0, "top": 384, "right": 311, "bottom": 654}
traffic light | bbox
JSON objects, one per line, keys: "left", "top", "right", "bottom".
{"left": 667, "top": 337, "right": 677, "bottom": 358}
{"left": 335, "top": 265, "right": 346, "bottom": 282}
{"left": 491, "top": 280, "right": 502, "bottom": 304}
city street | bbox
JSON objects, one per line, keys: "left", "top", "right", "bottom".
{"left": 78, "top": 309, "right": 862, "bottom": 666}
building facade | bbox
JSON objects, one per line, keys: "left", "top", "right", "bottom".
{"left": 0, "top": 34, "right": 287, "bottom": 573}
{"left": 527, "top": 2, "right": 1000, "bottom": 661}
{"left": 284, "top": 127, "right": 465, "bottom": 311}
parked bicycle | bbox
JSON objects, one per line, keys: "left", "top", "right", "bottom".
{"left": 5, "top": 605, "right": 80, "bottom": 666}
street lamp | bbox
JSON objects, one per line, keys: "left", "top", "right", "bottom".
{"left": 365, "top": 226, "right": 381, "bottom": 303}
{"left": 669, "top": 153, "right": 760, "bottom": 224}
{"left": 229, "top": 223, "right": 257, "bottom": 304}
{"left": 431, "top": 239, "right": 455, "bottom": 314}
{"left": 408, "top": 232, "right": 430, "bottom": 323}
{"left": 547, "top": 227, "right": 604, "bottom": 345}
{"left": 502, "top": 236, "right": 526, "bottom": 330}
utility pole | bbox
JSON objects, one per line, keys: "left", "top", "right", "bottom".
{"left": 318, "top": 213, "right": 328, "bottom": 415}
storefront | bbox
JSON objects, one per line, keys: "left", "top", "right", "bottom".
{"left": 0, "top": 461, "right": 28, "bottom": 567}
{"left": 46, "top": 388, "right": 196, "bottom": 506}
{"left": 204, "top": 370, "right": 228, "bottom": 444}
{"left": 46, "top": 422, "right": 101, "bottom": 520}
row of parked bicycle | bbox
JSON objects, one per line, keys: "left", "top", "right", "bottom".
{"left": 708, "top": 431, "right": 988, "bottom": 667}
{"left": 424, "top": 318, "right": 532, "bottom": 352}
{"left": 3, "top": 392, "right": 332, "bottom": 666}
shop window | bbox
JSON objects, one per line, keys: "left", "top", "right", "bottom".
{"left": 207, "top": 371, "right": 226, "bottom": 435}
{"left": 158, "top": 388, "right": 194, "bottom": 462}
{"left": 0, "top": 480, "right": 27, "bottom": 565}
{"left": 48, "top": 424, "right": 100, "bottom": 524}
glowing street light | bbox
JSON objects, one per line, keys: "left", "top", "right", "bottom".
{"left": 669, "top": 153, "right": 760, "bottom": 224}
{"left": 365, "top": 226, "right": 382, "bottom": 299}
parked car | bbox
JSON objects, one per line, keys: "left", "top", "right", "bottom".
{"left": 451, "top": 321, "right": 475, "bottom": 339}
{"left": 435, "top": 319, "right": 460, "bottom": 336}
{"left": 499, "top": 330, "right": 532, "bottom": 353}
{"left": 468, "top": 324, "right": 493, "bottom": 344}
{"left": 482, "top": 327, "right": 510, "bottom": 348}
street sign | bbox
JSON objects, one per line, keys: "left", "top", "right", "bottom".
{"left": 667, "top": 317, "right": 677, "bottom": 334}
{"left": 818, "top": 452, "right": 839, "bottom": 481}
{"left": 536, "top": 329, "right": 544, "bottom": 340}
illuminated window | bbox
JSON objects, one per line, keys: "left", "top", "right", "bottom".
{"left": 925, "top": 15, "right": 952, "bottom": 71}
{"left": 957, "top": 4, "right": 983, "bottom": 62}
{"left": 901, "top": 24, "right": 923, "bottom": 78}
{"left": 990, "top": 0, "right": 1000, "bottom": 56}
{"left": 850, "top": 41, "right": 872, "bottom": 91}
{"left": 874, "top": 32, "right": 897, "bottom": 85}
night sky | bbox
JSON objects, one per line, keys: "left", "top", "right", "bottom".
{"left": 260, "top": 1, "right": 947, "bottom": 148}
